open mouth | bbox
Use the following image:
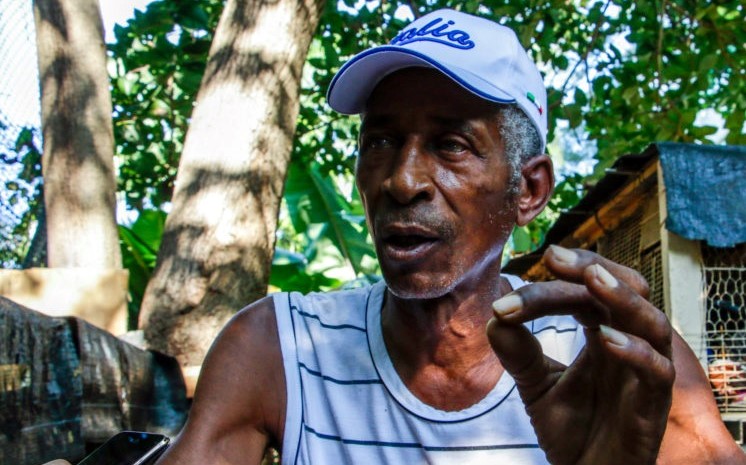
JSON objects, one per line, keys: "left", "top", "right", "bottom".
{"left": 384, "top": 234, "right": 438, "bottom": 250}
{"left": 379, "top": 224, "right": 441, "bottom": 261}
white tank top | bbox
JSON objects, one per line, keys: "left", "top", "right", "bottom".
{"left": 273, "top": 277, "right": 585, "bottom": 464}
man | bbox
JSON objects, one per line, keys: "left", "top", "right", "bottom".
{"left": 157, "top": 9, "right": 744, "bottom": 465}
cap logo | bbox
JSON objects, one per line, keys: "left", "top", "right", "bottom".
{"left": 526, "top": 91, "right": 543, "bottom": 115}
{"left": 390, "top": 18, "right": 475, "bottom": 50}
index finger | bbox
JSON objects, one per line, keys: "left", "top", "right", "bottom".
{"left": 545, "top": 245, "right": 650, "bottom": 299}
{"left": 493, "top": 264, "right": 672, "bottom": 357}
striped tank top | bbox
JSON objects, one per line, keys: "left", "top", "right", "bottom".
{"left": 273, "top": 276, "right": 585, "bottom": 464}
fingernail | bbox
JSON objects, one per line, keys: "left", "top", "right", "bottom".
{"left": 593, "top": 264, "right": 618, "bottom": 288}
{"left": 492, "top": 293, "right": 522, "bottom": 317}
{"left": 550, "top": 245, "right": 577, "bottom": 265}
{"left": 599, "top": 324, "right": 628, "bottom": 347}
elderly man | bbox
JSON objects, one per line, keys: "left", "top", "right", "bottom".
{"left": 156, "top": 9, "right": 743, "bottom": 465}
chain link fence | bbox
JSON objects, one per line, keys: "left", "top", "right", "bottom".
{"left": 705, "top": 243, "right": 746, "bottom": 413}
{"left": 0, "top": 0, "right": 42, "bottom": 267}
{"left": 0, "top": 0, "right": 41, "bottom": 157}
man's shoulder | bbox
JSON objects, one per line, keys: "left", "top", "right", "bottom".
{"left": 229, "top": 294, "right": 280, "bottom": 337}
{"left": 274, "top": 280, "right": 384, "bottom": 328}
{"left": 162, "top": 295, "right": 286, "bottom": 464}
{"left": 282, "top": 280, "right": 382, "bottom": 304}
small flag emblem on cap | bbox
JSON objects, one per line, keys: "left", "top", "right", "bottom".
{"left": 527, "top": 92, "right": 543, "bottom": 115}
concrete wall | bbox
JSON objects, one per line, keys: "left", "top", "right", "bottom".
{"left": 0, "top": 268, "right": 129, "bottom": 335}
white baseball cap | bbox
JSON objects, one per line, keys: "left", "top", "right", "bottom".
{"left": 327, "top": 9, "right": 548, "bottom": 153}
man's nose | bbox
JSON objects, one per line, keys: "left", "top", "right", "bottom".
{"left": 381, "top": 138, "right": 434, "bottom": 205}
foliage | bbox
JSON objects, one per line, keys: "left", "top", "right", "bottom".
{"left": 0, "top": 126, "right": 43, "bottom": 268}
{"left": 119, "top": 209, "right": 166, "bottom": 328}
{"left": 108, "top": 0, "right": 224, "bottom": 211}
{"left": 557, "top": 0, "right": 746, "bottom": 176}
{"left": 271, "top": 162, "right": 379, "bottom": 293}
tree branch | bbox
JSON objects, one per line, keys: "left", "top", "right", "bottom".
{"left": 655, "top": 0, "right": 666, "bottom": 105}
{"left": 556, "top": 0, "right": 613, "bottom": 106}
{"left": 406, "top": 0, "right": 421, "bottom": 19}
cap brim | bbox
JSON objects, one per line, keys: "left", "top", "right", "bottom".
{"left": 327, "top": 46, "right": 516, "bottom": 115}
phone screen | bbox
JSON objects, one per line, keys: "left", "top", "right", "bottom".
{"left": 78, "top": 431, "right": 170, "bottom": 465}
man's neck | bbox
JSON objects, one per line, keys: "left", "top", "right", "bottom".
{"left": 380, "top": 274, "right": 513, "bottom": 411}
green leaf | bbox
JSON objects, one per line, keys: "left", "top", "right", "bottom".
{"left": 511, "top": 226, "right": 532, "bottom": 254}
{"left": 621, "top": 87, "right": 638, "bottom": 105}
{"left": 574, "top": 88, "right": 587, "bottom": 106}
{"left": 699, "top": 53, "right": 718, "bottom": 72}
{"left": 14, "top": 128, "right": 34, "bottom": 151}
{"left": 564, "top": 103, "right": 583, "bottom": 128}
{"left": 554, "top": 55, "right": 569, "bottom": 70}
{"left": 690, "top": 125, "right": 717, "bottom": 138}
{"left": 118, "top": 209, "right": 167, "bottom": 325}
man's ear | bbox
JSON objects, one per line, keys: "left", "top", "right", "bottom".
{"left": 516, "top": 154, "right": 554, "bottom": 227}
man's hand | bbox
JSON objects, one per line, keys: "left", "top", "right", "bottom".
{"left": 487, "top": 245, "right": 674, "bottom": 465}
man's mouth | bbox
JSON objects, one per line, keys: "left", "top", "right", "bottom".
{"left": 384, "top": 234, "right": 437, "bottom": 249}
{"left": 380, "top": 225, "right": 440, "bottom": 260}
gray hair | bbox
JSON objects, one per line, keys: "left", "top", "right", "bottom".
{"left": 496, "top": 105, "right": 543, "bottom": 195}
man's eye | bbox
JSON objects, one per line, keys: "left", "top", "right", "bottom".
{"left": 361, "top": 135, "right": 395, "bottom": 152}
{"left": 436, "top": 138, "right": 468, "bottom": 154}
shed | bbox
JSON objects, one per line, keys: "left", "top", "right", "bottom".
{"left": 504, "top": 143, "right": 746, "bottom": 432}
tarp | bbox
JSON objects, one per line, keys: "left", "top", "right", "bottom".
{"left": 658, "top": 142, "right": 746, "bottom": 247}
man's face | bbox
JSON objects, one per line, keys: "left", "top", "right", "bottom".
{"left": 357, "top": 68, "right": 518, "bottom": 299}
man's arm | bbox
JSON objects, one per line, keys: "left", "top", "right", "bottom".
{"left": 659, "top": 333, "right": 746, "bottom": 464}
{"left": 156, "top": 297, "right": 286, "bottom": 465}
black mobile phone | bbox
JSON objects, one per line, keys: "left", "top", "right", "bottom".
{"left": 77, "top": 431, "right": 170, "bottom": 465}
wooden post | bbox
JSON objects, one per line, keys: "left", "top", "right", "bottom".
{"left": 658, "top": 161, "right": 707, "bottom": 367}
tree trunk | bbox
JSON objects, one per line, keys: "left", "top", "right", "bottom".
{"left": 140, "top": 0, "right": 326, "bottom": 368}
{"left": 33, "top": 0, "right": 121, "bottom": 268}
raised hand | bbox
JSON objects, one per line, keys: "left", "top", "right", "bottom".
{"left": 487, "top": 245, "right": 674, "bottom": 465}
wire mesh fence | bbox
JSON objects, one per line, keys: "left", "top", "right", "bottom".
{"left": 595, "top": 196, "right": 666, "bottom": 312}
{"left": 0, "top": 0, "right": 42, "bottom": 267}
{"left": 704, "top": 243, "right": 746, "bottom": 412}
{"left": 0, "top": 0, "right": 40, "bottom": 150}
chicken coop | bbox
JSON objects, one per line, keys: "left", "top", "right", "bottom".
{"left": 504, "top": 142, "right": 746, "bottom": 438}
